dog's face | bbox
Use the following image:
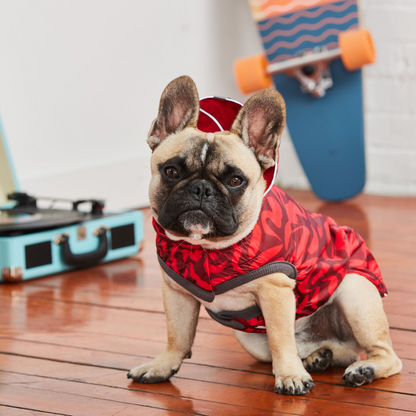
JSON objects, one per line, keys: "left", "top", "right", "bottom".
{"left": 147, "top": 76, "right": 286, "bottom": 249}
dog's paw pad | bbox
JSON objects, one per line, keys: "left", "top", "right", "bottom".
{"left": 343, "top": 366, "right": 375, "bottom": 387}
{"left": 303, "top": 348, "right": 333, "bottom": 373}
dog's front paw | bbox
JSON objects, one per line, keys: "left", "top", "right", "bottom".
{"left": 128, "top": 354, "right": 183, "bottom": 384}
{"left": 274, "top": 375, "right": 315, "bottom": 395}
{"left": 274, "top": 366, "right": 314, "bottom": 395}
{"left": 343, "top": 362, "right": 376, "bottom": 387}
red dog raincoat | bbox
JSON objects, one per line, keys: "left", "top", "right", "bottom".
{"left": 154, "top": 97, "right": 387, "bottom": 333}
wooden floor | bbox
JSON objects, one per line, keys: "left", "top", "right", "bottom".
{"left": 1, "top": 189, "right": 416, "bottom": 415}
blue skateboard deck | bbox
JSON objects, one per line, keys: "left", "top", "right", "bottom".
{"left": 249, "top": 0, "right": 366, "bottom": 201}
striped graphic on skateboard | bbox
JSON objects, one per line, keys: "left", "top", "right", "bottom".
{"left": 249, "top": 0, "right": 347, "bottom": 21}
{"left": 253, "top": 0, "right": 359, "bottom": 64}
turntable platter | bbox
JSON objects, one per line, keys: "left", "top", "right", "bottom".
{"left": 0, "top": 210, "right": 43, "bottom": 225}
{"left": 0, "top": 207, "right": 88, "bottom": 236}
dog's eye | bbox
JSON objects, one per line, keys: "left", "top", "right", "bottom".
{"left": 165, "top": 167, "right": 179, "bottom": 178}
{"left": 229, "top": 176, "right": 243, "bottom": 187}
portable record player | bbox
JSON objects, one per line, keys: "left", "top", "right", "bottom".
{"left": 0, "top": 116, "right": 144, "bottom": 283}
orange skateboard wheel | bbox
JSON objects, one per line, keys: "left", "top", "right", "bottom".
{"left": 339, "top": 28, "right": 376, "bottom": 71}
{"left": 234, "top": 54, "right": 272, "bottom": 94}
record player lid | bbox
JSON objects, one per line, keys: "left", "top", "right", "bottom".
{"left": 0, "top": 115, "right": 20, "bottom": 206}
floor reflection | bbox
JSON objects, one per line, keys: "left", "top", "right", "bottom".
{"left": 128, "top": 381, "right": 198, "bottom": 414}
{"left": 0, "top": 258, "right": 145, "bottom": 332}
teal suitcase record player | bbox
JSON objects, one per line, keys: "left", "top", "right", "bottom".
{"left": 0, "top": 116, "right": 144, "bottom": 283}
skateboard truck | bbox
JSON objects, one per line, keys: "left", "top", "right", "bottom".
{"left": 234, "top": 28, "right": 376, "bottom": 97}
{"left": 284, "top": 47, "right": 335, "bottom": 97}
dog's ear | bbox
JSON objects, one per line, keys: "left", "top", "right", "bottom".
{"left": 147, "top": 76, "right": 200, "bottom": 150}
{"left": 231, "top": 89, "right": 286, "bottom": 169}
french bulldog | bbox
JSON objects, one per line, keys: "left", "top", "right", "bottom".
{"left": 128, "top": 76, "right": 402, "bottom": 395}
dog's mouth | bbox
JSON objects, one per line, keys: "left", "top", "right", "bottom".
{"left": 157, "top": 203, "right": 239, "bottom": 241}
{"left": 178, "top": 210, "right": 213, "bottom": 240}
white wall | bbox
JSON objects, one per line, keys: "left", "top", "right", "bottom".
{"left": 0, "top": 0, "right": 414, "bottom": 210}
{"left": 362, "top": 0, "right": 416, "bottom": 196}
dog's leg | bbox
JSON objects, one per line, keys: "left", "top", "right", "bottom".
{"left": 128, "top": 274, "right": 200, "bottom": 383}
{"left": 257, "top": 273, "right": 314, "bottom": 395}
{"left": 295, "top": 302, "right": 361, "bottom": 372}
{"left": 335, "top": 274, "right": 402, "bottom": 386}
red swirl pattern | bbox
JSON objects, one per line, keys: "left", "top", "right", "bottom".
{"left": 154, "top": 185, "right": 387, "bottom": 331}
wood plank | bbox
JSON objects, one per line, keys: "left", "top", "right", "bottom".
{"left": 0, "top": 376, "right": 196, "bottom": 416}
{"left": 0, "top": 406, "right": 69, "bottom": 416}
{"left": 387, "top": 315, "right": 416, "bottom": 331}
{"left": 2, "top": 281, "right": 415, "bottom": 331}
{"left": 1, "top": 293, "right": 414, "bottom": 358}
{"left": 0, "top": 355, "right": 412, "bottom": 415}
{"left": 1, "top": 335, "right": 415, "bottom": 397}
{"left": 2, "top": 290, "right": 415, "bottom": 340}
{"left": 0, "top": 372, "right": 289, "bottom": 416}
{"left": 0, "top": 405, "right": 183, "bottom": 416}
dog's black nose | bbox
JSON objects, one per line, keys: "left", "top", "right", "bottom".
{"left": 189, "top": 180, "right": 214, "bottom": 199}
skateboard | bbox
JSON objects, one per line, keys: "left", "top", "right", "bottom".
{"left": 234, "top": 0, "right": 375, "bottom": 201}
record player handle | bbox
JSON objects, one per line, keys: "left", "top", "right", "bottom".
{"left": 55, "top": 227, "right": 108, "bottom": 267}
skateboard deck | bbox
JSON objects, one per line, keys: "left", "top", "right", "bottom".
{"left": 242, "top": 0, "right": 370, "bottom": 201}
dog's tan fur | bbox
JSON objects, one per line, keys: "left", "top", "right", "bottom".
{"left": 128, "top": 76, "right": 402, "bottom": 394}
